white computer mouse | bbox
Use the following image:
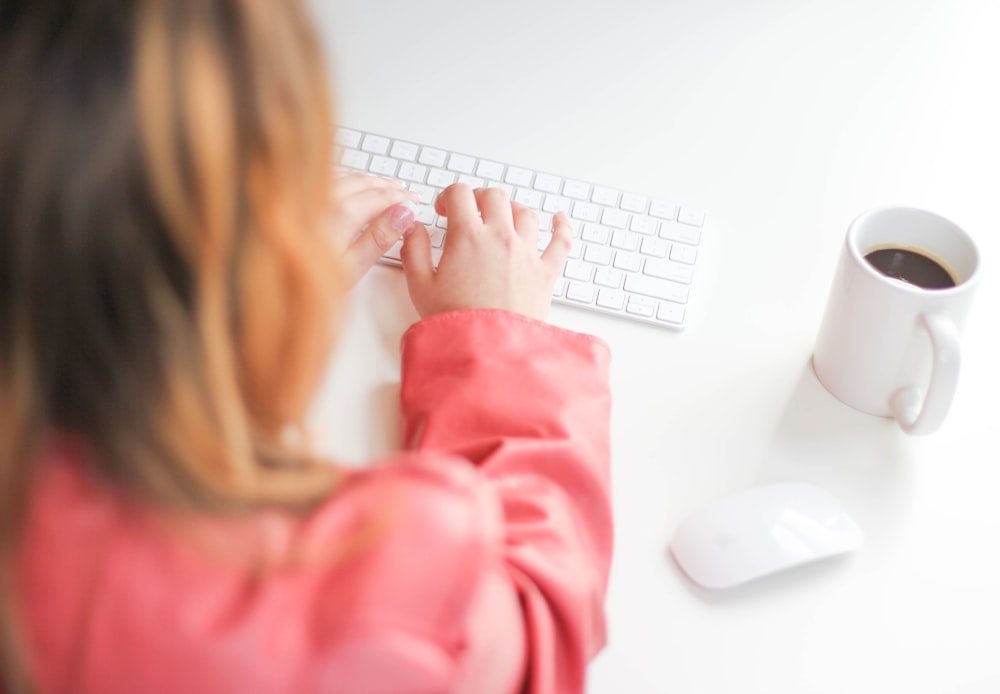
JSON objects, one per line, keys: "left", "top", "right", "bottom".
{"left": 670, "top": 482, "right": 864, "bottom": 589}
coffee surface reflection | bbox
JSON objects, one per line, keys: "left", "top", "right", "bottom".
{"left": 863, "top": 247, "right": 957, "bottom": 290}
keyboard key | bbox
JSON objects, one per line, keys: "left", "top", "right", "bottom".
{"left": 582, "top": 224, "right": 610, "bottom": 244}
{"left": 613, "top": 251, "right": 642, "bottom": 273}
{"left": 649, "top": 200, "right": 677, "bottom": 220}
{"left": 592, "top": 186, "right": 620, "bottom": 207}
{"left": 458, "top": 174, "right": 485, "bottom": 188}
{"left": 409, "top": 183, "right": 435, "bottom": 204}
{"left": 543, "top": 195, "right": 572, "bottom": 214}
{"left": 583, "top": 243, "right": 612, "bottom": 266}
{"left": 601, "top": 208, "right": 629, "bottom": 229}
{"left": 626, "top": 295, "right": 656, "bottom": 318}
{"left": 477, "top": 160, "right": 505, "bottom": 180}
{"left": 644, "top": 257, "right": 694, "bottom": 284}
{"left": 447, "top": 153, "right": 476, "bottom": 174}
{"left": 398, "top": 162, "right": 427, "bottom": 183}
{"left": 341, "top": 149, "right": 369, "bottom": 170}
{"left": 572, "top": 202, "right": 600, "bottom": 222}
{"left": 429, "top": 226, "right": 446, "bottom": 248}
{"left": 336, "top": 128, "right": 362, "bottom": 148}
{"left": 640, "top": 237, "right": 669, "bottom": 258}
{"left": 620, "top": 193, "right": 647, "bottom": 213}
{"left": 625, "top": 274, "right": 690, "bottom": 304}
{"left": 566, "top": 282, "right": 596, "bottom": 304}
{"left": 534, "top": 173, "right": 562, "bottom": 193}
{"left": 630, "top": 215, "right": 659, "bottom": 236}
{"left": 361, "top": 134, "right": 390, "bottom": 155}
{"left": 611, "top": 230, "right": 640, "bottom": 252}
{"left": 414, "top": 205, "right": 435, "bottom": 225}
{"left": 656, "top": 301, "right": 685, "bottom": 324}
{"left": 679, "top": 207, "right": 706, "bottom": 227}
{"left": 670, "top": 243, "right": 699, "bottom": 265}
{"left": 505, "top": 167, "right": 533, "bottom": 187}
{"left": 595, "top": 267, "right": 624, "bottom": 288}
{"left": 564, "top": 259, "right": 595, "bottom": 282}
{"left": 427, "top": 168, "right": 456, "bottom": 188}
{"left": 368, "top": 155, "right": 397, "bottom": 177}
{"left": 390, "top": 141, "right": 419, "bottom": 161}
{"left": 419, "top": 147, "right": 448, "bottom": 167}
{"left": 597, "top": 288, "right": 626, "bottom": 311}
{"left": 487, "top": 181, "right": 514, "bottom": 197}
{"left": 659, "top": 221, "right": 701, "bottom": 246}
{"left": 563, "top": 179, "right": 590, "bottom": 200}
{"left": 514, "top": 188, "right": 543, "bottom": 208}
{"left": 552, "top": 277, "right": 567, "bottom": 297}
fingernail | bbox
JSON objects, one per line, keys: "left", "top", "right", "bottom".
{"left": 392, "top": 202, "right": 417, "bottom": 232}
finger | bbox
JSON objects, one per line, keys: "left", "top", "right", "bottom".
{"left": 400, "top": 222, "right": 435, "bottom": 294}
{"left": 342, "top": 202, "right": 417, "bottom": 285}
{"left": 541, "top": 211, "right": 573, "bottom": 277}
{"left": 473, "top": 187, "right": 515, "bottom": 227}
{"left": 334, "top": 186, "right": 418, "bottom": 236}
{"left": 510, "top": 201, "right": 539, "bottom": 245}
{"left": 434, "top": 183, "right": 479, "bottom": 229}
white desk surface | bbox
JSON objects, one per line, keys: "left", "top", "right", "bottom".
{"left": 306, "top": 1, "right": 1000, "bottom": 692}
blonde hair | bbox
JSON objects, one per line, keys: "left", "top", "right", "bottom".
{"left": 0, "top": 0, "right": 345, "bottom": 689}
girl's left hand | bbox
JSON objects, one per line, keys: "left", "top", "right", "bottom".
{"left": 327, "top": 172, "right": 419, "bottom": 285}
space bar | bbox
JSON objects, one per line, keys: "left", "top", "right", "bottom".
{"left": 623, "top": 275, "right": 690, "bottom": 304}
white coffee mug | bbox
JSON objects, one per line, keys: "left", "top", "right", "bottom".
{"left": 812, "top": 207, "right": 980, "bottom": 435}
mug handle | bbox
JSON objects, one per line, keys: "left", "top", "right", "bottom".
{"left": 889, "top": 311, "right": 961, "bottom": 435}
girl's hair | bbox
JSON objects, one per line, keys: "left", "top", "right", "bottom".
{"left": 0, "top": 0, "right": 343, "bottom": 689}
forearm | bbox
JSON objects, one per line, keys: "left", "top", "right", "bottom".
{"left": 399, "top": 308, "right": 613, "bottom": 693}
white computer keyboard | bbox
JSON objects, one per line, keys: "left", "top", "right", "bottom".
{"left": 335, "top": 127, "right": 707, "bottom": 330}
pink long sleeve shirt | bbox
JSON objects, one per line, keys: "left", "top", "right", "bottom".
{"left": 15, "top": 309, "right": 613, "bottom": 694}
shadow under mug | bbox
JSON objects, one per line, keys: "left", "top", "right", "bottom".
{"left": 812, "top": 207, "right": 981, "bottom": 435}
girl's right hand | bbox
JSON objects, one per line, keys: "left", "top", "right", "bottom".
{"left": 400, "top": 184, "right": 572, "bottom": 321}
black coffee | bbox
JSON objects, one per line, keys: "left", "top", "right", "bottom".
{"left": 863, "top": 247, "right": 957, "bottom": 290}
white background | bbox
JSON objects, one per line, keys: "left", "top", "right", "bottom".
{"left": 306, "top": 1, "right": 1000, "bottom": 692}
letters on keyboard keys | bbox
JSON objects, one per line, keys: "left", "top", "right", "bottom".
{"left": 336, "top": 127, "right": 709, "bottom": 330}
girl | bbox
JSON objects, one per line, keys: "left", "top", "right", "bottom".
{"left": 0, "top": 1, "right": 613, "bottom": 692}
